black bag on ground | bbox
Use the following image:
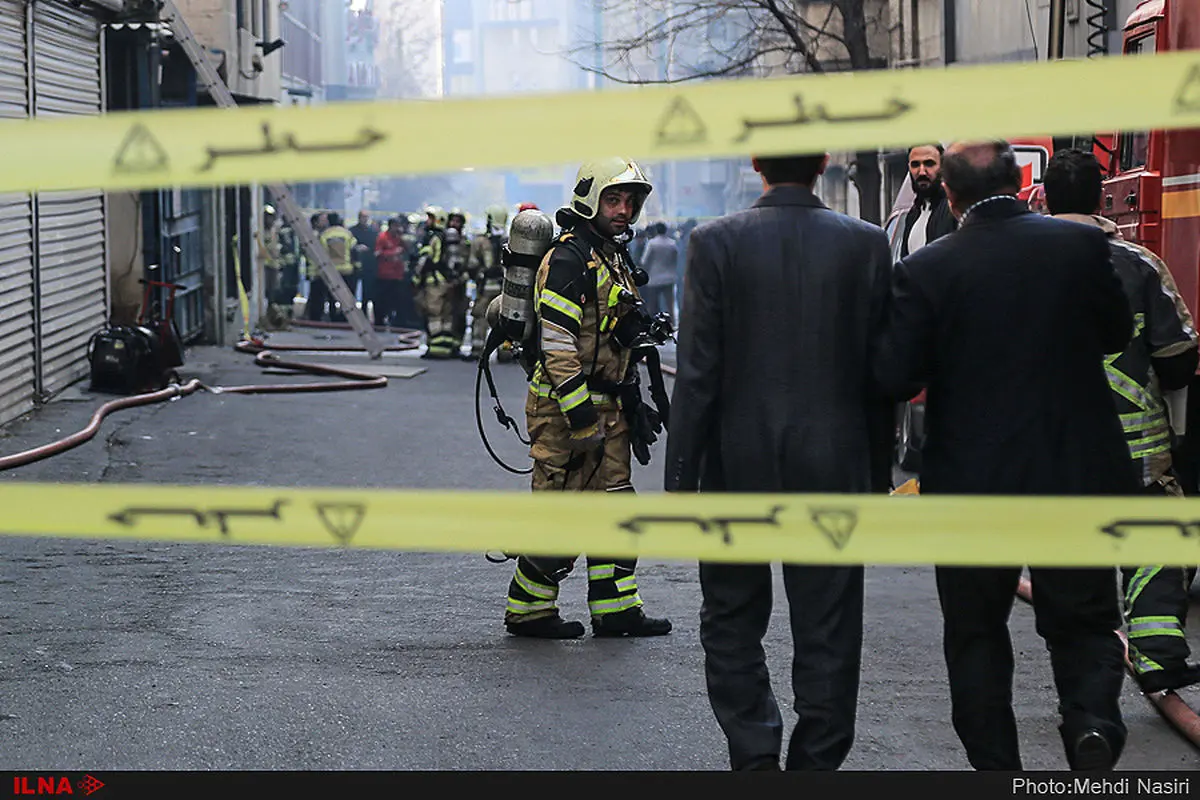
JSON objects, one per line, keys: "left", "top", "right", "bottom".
{"left": 86, "top": 325, "right": 158, "bottom": 395}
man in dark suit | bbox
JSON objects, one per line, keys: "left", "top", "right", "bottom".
{"left": 874, "top": 140, "right": 1137, "bottom": 771}
{"left": 665, "top": 153, "right": 894, "bottom": 771}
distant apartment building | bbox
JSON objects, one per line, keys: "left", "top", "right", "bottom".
{"left": 441, "top": 0, "right": 597, "bottom": 215}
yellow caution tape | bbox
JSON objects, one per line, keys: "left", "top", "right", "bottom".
{"left": 230, "top": 235, "right": 252, "bottom": 340}
{"left": 4, "top": 51, "right": 1199, "bottom": 194}
{"left": 2, "top": 483, "right": 1200, "bottom": 566}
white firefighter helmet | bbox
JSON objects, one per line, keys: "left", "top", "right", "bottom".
{"left": 568, "top": 158, "right": 653, "bottom": 224}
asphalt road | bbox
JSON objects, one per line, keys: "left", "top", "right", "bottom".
{"left": 0, "top": 333, "right": 1196, "bottom": 770}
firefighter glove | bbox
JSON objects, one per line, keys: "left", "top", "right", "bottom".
{"left": 567, "top": 423, "right": 605, "bottom": 453}
{"left": 629, "top": 401, "right": 662, "bottom": 466}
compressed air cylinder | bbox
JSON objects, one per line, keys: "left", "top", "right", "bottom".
{"left": 499, "top": 209, "right": 554, "bottom": 344}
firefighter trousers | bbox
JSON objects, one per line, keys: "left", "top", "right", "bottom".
{"left": 416, "top": 279, "right": 462, "bottom": 358}
{"left": 1121, "top": 477, "right": 1198, "bottom": 693}
{"left": 504, "top": 410, "right": 644, "bottom": 624}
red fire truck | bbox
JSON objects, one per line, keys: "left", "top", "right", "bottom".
{"left": 1103, "top": 0, "right": 1200, "bottom": 489}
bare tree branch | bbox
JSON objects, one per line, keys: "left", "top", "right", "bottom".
{"left": 757, "top": 0, "right": 824, "bottom": 72}
{"left": 575, "top": 44, "right": 792, "bottom": 84}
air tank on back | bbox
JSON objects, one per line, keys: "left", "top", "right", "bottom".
{"left": 487, "top": 208, "right": 555, "bottom": 347}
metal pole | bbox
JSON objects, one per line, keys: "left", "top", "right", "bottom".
{"left": 1048, "top": 0, "right": 1067, "bottom": 61}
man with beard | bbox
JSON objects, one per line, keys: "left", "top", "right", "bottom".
{"left": 890, "top": 144, "right": 958, "bottom": 474}
{"left": 898, "top": 144, "right": 957, "bottom": 260}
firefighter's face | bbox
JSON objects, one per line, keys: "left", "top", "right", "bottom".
{"left": 908, "top": 146, "right": 942, "bottom": 195}
{"left": 594, "top": 187, "right": 641, "bottom": 237}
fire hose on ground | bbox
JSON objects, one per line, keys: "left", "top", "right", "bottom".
{"left": 0, "top": 321, "right": 422, "bottom": 472}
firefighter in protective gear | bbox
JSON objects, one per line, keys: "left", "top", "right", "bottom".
{"left": 466, "top": 204, "right": 509, "bottom": 360}
{"left": 1044, "top": 149, "right": 1200, "bottom": 695}
{"left": 503, "top": 158, "right": 672, "bottom": 639}
{"left": 413, "top": 206, "right": 462, "bottom": 358}
{"left": 446, "top": 208, "right": 472, "bottom": 355}
{"left": 318, "top": 213, "right": 358, "bottom": 323}
{"left": 256, "top": 204, "right": 292, "bottom": 329}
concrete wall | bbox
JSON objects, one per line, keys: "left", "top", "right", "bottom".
{"left": 173, "top": 0, "right": 282, "bottom": 100}
{"left": 105, "top": 191, "right": 143, "bottom": 326}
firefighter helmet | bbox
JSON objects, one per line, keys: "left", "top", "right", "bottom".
{"left": 485, "top": 204, "right": 508, "bottom": 230}
{"left": 568, "top": 158, "right": 653, "bottom": 224}
{"left": 448, "top": 207, "right": 467, "bottom": 227}
{"left": 426, "top": 206, "right": 447, "bottom": 229}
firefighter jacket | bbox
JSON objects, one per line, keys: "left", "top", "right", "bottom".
{"left": 469, "top": 229, "right": 507, "bottom": 292}
{"left": 277, "top": 225, "right": 299, "bottom": 274}
{"left": 526, "top": 224, "right": 639, "bottom": 437}
{"left": 257, "top": 222, "right": 282, "bottom": 269}
{"left": 318, "top": 225, "right": 356, "bottom": 276}
{"left": 413, "top": 228, "right": 448, "bottom": 287}
{"left": 1056, "top": 213, "right": 1199, "bottom": 486}
{"left": 443, "top": 228, "right": 471, "bottom": 283}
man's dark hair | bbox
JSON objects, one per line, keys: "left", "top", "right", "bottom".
{"left": 941, "top": 140, "right": 1023, "bottom": 209}
{"left": 755, "top": 154, "right": 826, "bottom": 186}
{"left": 653, "top": 221, "right": 667, "bottom": 236}
{"left": 909, "top": 143, "right": 944, "bottom": 157}
{"left": 327, "top": 212, "right": 342, "bottom": 226}
{"left": 1042, "top": 148, "right": 1103, "bottom": 216}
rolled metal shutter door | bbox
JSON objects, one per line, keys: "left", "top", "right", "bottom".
{"left": 33, "top": 0, "right": 106, "bottom": 399}
{"left": 0, "top": 0, "right": 37, "bottom": 423}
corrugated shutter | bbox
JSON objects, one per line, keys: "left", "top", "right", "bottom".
{"left": 0, "top": 1, "right": 36, "bottom": 425}
{"left": 33, "top": 0, "right": 106, "bottom": 398}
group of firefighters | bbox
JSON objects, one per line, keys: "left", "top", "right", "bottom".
{"left": 255, "top": 202, "right": 540, "bottom": 362}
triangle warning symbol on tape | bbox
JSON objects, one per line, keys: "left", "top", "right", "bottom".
{"left": 810, "top": 508, "right": 857, "bottom": 550}
{"left": 1175, "top": 64, "right": 1200, "bottom": 114}
{"left": 113, "top": 123, "right": 170, "bottom": 173}
{"left": 656, "top": 96, "right": 707, "bottom": 146}
{"left": 315, "top": 502, "right": 366, "bottom": 544}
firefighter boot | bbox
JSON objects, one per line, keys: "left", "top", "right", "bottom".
{"left": 586, "top": 558, "right": 671, "bottom": 637}
{"left": 505, "top": 614, "right": 586, "bottom": 639}
{"left": 592, "top": 607, "right": 673, "bottom": 638}
{"left": 1137, "top": 663, "right": 1200, "bottom": 694}
{"left": 504, "top": 556, "right": 583, "bottom": 638}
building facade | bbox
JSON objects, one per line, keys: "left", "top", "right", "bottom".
{"left": 440, "top": 0, "right": 595, "bottom": 217}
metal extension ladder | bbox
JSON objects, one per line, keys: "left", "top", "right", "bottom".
{"left": 157, "top": 0, "right": 385, "bottom": 358}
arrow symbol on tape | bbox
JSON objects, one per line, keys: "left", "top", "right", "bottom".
{"left": 1099, "top": 518, "right": 1200, "bottom": 540}
{"left": 618, "top": 506, "right": 784, "bottom": 545}
{"left": 109, "top": 508, "right": 207, "bottom": 527}
{"left": 107, "top": 500, "right": 287, "bottom": 537}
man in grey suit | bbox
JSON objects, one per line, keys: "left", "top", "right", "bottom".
{"left": 665, "top": 153, "right": 894, "bottom": 771}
